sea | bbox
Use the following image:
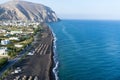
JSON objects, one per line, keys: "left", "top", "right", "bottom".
{"left": 49, "top": 20, "right": 120, "bottom": 80}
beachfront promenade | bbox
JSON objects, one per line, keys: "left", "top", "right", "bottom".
{"left": 5, "top": 24, "right": 54, "bottom": 80}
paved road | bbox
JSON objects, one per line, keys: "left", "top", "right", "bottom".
{"left": 0, "top": 45, "right": 32, "bottom": 77}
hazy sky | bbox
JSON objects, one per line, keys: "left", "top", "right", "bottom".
{"left": 1, "top": 0, "right": 120, "bottom": 20}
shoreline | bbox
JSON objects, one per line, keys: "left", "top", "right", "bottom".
{"left": 49, "top": 25, "right": 59, "bottom": 80}
{"left": 45, "top": 23, "right": 56, "bottom": 80}
{"left": 49, "top": 38, "right": 56, "bottom": 80}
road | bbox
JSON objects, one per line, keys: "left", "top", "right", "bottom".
{"left": 0, "top": 45, "right": 32, "bottom": 77}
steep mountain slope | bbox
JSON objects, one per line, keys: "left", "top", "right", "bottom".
{"left": 0, "top": 0, "right": 59, "bottom": 22}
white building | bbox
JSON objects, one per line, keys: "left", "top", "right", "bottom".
{"left": 14, "top": 44, "right": 23, "bottom": 48}
{"left": 0, "top": 47, "right": 8, "bottom": 55}
{"left": 0, "top": 29, "right": 7, "bottom": 33}
{"left": 9, "top": 37, "right": 19, "bottom": 41}
{"left": 1, "top": 40, "right": 10, "bottom": 45}
{"left": 10, "top": 31, "right": 23, "bottom": 35}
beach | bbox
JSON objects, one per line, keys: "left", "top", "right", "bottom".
{"left": 5, "top": 23, "right": 55, "bottom": 80}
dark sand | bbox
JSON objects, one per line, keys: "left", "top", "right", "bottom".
{"left": 5, "top": 23, "right": 55, "bottom": 80}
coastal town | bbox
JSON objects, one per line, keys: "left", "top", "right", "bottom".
{"left": 0, "top": 20, "right": 54, "bottom": 80}
{"left": 0, "top": 20, "right": 40, "bottom": 58}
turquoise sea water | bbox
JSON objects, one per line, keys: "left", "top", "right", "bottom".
{"left": 49, "top": 20, "right": 120, "bottom": 80}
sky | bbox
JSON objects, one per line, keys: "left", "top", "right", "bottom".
{"left": 1, "top": 0, "right": 120, "bottom": 20}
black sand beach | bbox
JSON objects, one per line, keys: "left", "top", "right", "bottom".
{"left": 5, "top": 23, "right": 55, "bottom": 80}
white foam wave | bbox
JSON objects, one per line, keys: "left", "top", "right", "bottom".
{"left": 48, "top": 25, "right": 59, "bottom": 80}
{"left": 53, "top": 61, "right": 59, "bottom": 80}
{"left": 52, "top": 31, "right": 59, "bottom": 80}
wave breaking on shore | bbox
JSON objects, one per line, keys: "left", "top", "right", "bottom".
{"left": 49, "top": 25, "right": 59, "bottom": 80}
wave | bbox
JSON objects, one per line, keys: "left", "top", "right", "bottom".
{"left": 48, "top": 25, "right": 59, "bottom": 80}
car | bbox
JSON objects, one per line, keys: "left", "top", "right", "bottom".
{"left": 27, "top": 51, "right": 34, "bottom": 55}
{"left": 14, "top": 67, "right": 22, "bottom": 74}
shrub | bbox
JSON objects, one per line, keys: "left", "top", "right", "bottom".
{"left": 0, "top": 58, "right": 8, "bottom": 68}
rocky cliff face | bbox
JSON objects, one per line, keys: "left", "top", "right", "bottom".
{"left": 0, "top": 0, "right": 59, "bottom": 22}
